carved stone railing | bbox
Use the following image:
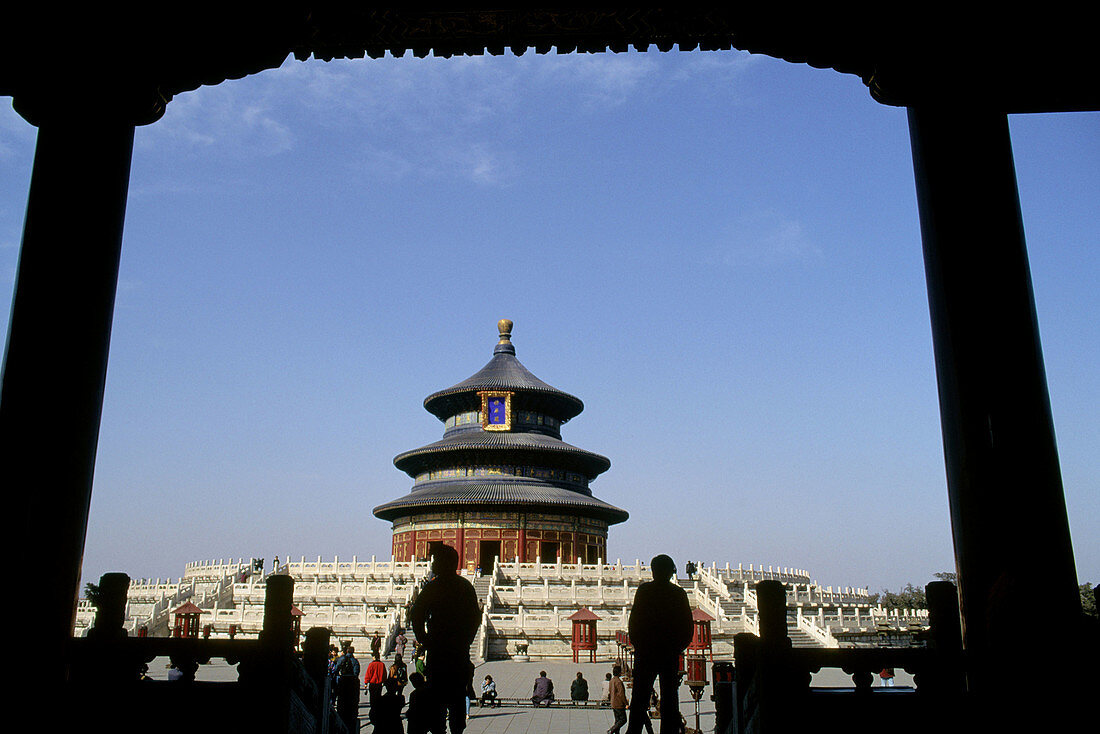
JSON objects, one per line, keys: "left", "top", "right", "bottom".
{"left": 281, "top": 555, "right": 431, "bottom": 581}
{"left": 497, "top": 558, "right": 652, "bottom": 582}
{"left": 714, "top": 563, "right": 812, "bottom": 584}
{"left": 795, "top": 608, "right": 840, "bottom": 648}
{"left": 697, "top": 566, "right": 732, "bottom": 600}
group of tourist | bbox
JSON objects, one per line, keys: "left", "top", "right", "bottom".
{"left": 524, "top": 670, "right": 590, "bottom": 706}
{"left": 327, "top": 639, "right": 419, "bottom": 733}
{"left": 323, "top": 551, "right": 692, "bottom": 734}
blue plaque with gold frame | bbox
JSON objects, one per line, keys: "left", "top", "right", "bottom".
{"left": 479, "top": 390, "right": 513, "bottom": 431}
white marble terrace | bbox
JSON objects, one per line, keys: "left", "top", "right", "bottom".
{"left": 76, "top": 556, "right": 928, "bottom": 660}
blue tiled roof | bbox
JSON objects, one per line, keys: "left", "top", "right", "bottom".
{"left": 373, "top": 478, "right": 629, "bottom": 524}
{"left": 394, "top": 430, "right": 611, "bottom": 479}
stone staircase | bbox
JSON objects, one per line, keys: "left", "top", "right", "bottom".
{"left": 472, "top": 576, "right": 493, "bottom": 606}
{"left": 471, "top": 575, "right": 493, "bottom": 662}
{"left": 786, "top": 615, "right": 825, "bottom": 648}
{"left": 719, "top": 595, "right": 746, "bottom": 618}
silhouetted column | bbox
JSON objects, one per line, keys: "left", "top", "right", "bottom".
{"left": 261, "top": 574, "right": 295, "bottom": 650}
{"left": 1, "top": 117, "right": 135, "bottom": 666}
{"left": 89, "top": 572, "right": 132, "bottom": 640}
{"left": 907, "top": 107, "right": 1081, "bottom": 687}
{"left": 755, "top": 580, "right": 788, "bottom": 646}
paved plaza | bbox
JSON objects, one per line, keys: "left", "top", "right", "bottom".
{"left": 144, "top": 656, "right": 914, "bottom": 733}
{"left": 462, "top": 660, "right": 716, "bottom": 734}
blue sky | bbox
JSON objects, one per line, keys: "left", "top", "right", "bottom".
{"left": 2, "top": 49, "right": 1097, "bottom": 594}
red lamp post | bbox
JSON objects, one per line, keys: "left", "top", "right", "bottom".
{"left": 568, "top": 607, "right": 599, "bottom": 663}
{"left": 686, "top": 609, "right": 715, "bottom": 732}
{"left": 688, "top": 608, "right": 715, "bottom": 661}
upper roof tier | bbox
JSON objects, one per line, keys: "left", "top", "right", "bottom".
{"left": 423, "top": 320, "right": 585, "bottom": 422}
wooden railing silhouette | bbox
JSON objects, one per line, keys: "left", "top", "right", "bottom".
{"left": 67, "top": 572, "right": 349, "bottom": 733}
{"left": 732, "top": 580, "right": 966, "bottom": 734}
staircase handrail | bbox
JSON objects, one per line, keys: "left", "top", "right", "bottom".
{"left": 795, "top": 608, "right": 840, "bottom": 648}
{"left": 697, "top": 566, "right": 732, "bottom": 600}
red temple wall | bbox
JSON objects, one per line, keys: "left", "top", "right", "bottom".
{"left": 390, "top": 514, "right": 608, "bottom": 571}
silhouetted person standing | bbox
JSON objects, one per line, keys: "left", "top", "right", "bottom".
{"left": 408, "top": 544, "right": 480, "bottom": 733}
{"left": 626, "top": 554, "right": 693, "bottom": 734}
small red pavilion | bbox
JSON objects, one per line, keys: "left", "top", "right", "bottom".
{"left": 568, "top": 607, "right": 600, "bottom": 663}
{"left": 172, "top": 601, "right": 203, "bottom": 638}
{"left": 688, "top": 608, "right": 715, "bottom": 660}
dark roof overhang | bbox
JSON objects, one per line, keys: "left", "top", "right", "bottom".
{"left": 373, "top": 478, "right": 629, "bottom": 525}
{"left": 393, "top": 430, "right": 611, "bottom": 480}
{"left": 424, "top": 351, "right": 584, "bottom": 422}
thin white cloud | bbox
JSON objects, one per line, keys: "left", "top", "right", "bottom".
{"left": 131, "top": 49, "right": 760, "bottom": 184}
{"left": 532, "top": 52, "right": 658, "bottom": 108}
{"left": 139, "top": 76, "right": 295, "bottom": 157}
{"left": 705, "top": 210, "right": 822, "bottom": 268}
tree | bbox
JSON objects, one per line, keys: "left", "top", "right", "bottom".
{"left": 83, "top": 582, "right": 102, "bottom": 609}
{"left": 879, "top": 583, "right": 927, "bottom": 611}
{"left": 876, "top": 573, "right": 956, "bottom": 611}
{"left": 1082, "top": 583, "right": 1098, "bottom": 619}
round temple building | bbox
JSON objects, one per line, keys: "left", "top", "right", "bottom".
{"left": 374, "top": 320, "right": 628, "bottom": 573}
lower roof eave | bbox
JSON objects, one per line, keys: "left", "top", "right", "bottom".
{"left": 373, "top": 500, "right": 628, "bottom": 526}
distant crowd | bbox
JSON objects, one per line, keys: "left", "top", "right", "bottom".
{"left": 327, "top": 549, "right": 695, "bottom": 734}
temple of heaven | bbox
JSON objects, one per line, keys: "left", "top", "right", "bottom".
{"left": 374, "top": 319, "right": 628, "bottom": 573}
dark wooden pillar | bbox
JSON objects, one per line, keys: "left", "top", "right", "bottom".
{"left": 907, "top": 107, "right": 1081, "bottom": 690}
{"left": 1, "top": 116, "right": 135, "bottom": 669}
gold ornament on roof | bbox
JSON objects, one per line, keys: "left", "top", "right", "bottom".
{"left": 497, "top": 318, "right": 513, "bottom": 345}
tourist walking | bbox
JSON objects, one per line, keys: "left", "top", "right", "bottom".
{"left": 395, "top": 628, "right": 408, "bottom": 658}
{"left": 365, "top": 651, "right": 388, "bottom": 717}
{"left": 373, "top": 677, "right": 407, "bottom": 734}
{"left": 879, "top": 667, "right": 895, "bottom": 687}
{"left": 406, "top": 672, "right": 439, "bottom": 734}
{"left": 625, "top": 554, "right": 694, "bottom": 734}
{"left": 331, "top": 643, "right": 361, "bottom": 734}
{"left": 465, "top": 666, "right": 477, "bottom": 720}
{"left": 643, "top": 692, "right": 658, "bottom": 734}
{"left": 371, "top": 631, "right": 383, "bottom": 659}
{"left": 571, "top": 671, "right": 590, "bottom": 701}
{"left": 390, "top": 654, "right": 409, "bottom": 693}
{"left": 408, "top": 544, "right": 481, "bottom": 734}
{"left": 608, "top": 664, "right": 628, "bottom": 734}
{"left": 602, "top": 672, "right": 613, "bottom": 702}
{"left": 532, "top": 670, "right": 555, "bottom": 706}
{"left": 413, "top": 649, "right": 426, "bottom": 679}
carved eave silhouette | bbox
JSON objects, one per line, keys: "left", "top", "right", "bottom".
{"left": 2, "top": 8, "right": 1098, "bottom": 124}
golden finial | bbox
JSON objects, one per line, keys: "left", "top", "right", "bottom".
{"left": 497, "top": 319, "right": 513, "bottom": 344}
